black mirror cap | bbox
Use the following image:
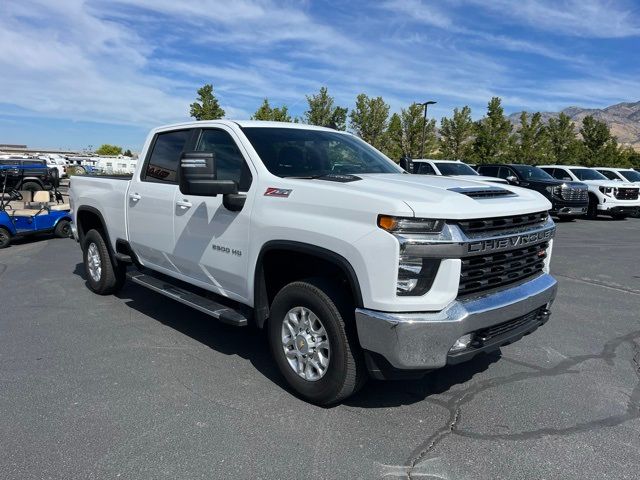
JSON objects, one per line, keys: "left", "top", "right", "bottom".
{"left": 180, "top": 178, "right": 238, "bottom": 196}
{"left": 399, "top": 156, "right": 413, "bottom": 173}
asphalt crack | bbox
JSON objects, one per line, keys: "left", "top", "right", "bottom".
{"left": 405, "top": 330, "right": 640, "bottom": 478}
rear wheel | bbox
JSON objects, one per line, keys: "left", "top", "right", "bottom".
{"left": 267, "top": 279, "right": 366, "bottom": 405}
{"left": 54, "top": 219, "right": 71, "bottom": 238}
{"left": 82, "top": 229, "right": 126, "bottom": 295}
{"left": 0, "top": 227, "right": 11, "bottom": 249}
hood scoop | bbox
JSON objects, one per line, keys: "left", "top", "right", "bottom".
{"left": 448, "top": 186, "right": 516, "bottom": 199}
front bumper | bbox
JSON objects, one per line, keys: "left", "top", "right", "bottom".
{"left": 598, "top": 205, "right": 638, "bottom": 215}
{"left": 355, "top": 273, "right": 557, "bottom": 372}
{"left": 550, "top": 200, "right": 587, "bottom": 216}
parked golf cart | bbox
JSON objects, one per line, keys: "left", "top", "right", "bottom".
{"left": 0, "top": 165, "right": 72, "bottom": 249}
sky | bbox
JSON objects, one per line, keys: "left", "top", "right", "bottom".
{"left": 1, "top": 0, "right": 639, "bottom": 151}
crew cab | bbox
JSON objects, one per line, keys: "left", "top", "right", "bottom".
{"left": 411, "top": 159, "right": 508, "bottom": 184}
{"left": 476, "top": 164, "right": 588, "bottom": 219}
{"left": 70, "top": 121, "right": 558, "bottom": 405}
{"left": 539, "top": 165, "right": 640, "bottom": 219}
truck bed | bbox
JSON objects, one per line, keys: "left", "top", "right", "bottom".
{"left": 70, "top": 175, "right": 131, "bottom": 249}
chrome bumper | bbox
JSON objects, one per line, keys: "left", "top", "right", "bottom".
{"left": 355, "top": 273, "right": 557, "bottom": 370}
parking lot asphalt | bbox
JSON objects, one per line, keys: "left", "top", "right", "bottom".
{"left": 1, "top": 218, "right": 639, "bottom": 480}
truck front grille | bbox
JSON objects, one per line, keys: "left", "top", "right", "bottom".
{"left": 560, "top": 187, "right": 588, "bottom": 202}
{"left": 455, "top": 211, "right": 548, "bottom": 235}
{"left": 474, "top": 307, "right": 545, "bottom": 343}
{"left": 459, "top": 242, "right": 548, "bottom": 296}
{"left": 615, "top": 188, "right": 639, "bottom": 200}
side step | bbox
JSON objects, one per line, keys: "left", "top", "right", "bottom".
{"left": 127, "top": 272, "right": 248, "bottom": 327}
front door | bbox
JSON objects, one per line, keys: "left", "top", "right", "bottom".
{"left": 127, "top": 128, "right": 194, "bottom": 272}
{"left": 172, "top": 126, "right": 255, "bottom": 303}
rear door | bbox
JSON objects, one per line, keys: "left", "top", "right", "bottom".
{"left": 127, "top": 128, "right": 195, "bottom": 272}
{"left": 171, "top": 126, "right": 255, "bottom": 301}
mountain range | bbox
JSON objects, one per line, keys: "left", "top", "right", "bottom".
{"left": 508, "top": 101, "right": 640, "bottom": 151}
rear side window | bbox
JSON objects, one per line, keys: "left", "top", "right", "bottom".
{"left": 598, "top": 170, "right": 619, "bottom": 180}
{"left": 478, "top": 166, "right": 499, "bottom": 177}
{"left": 144, "top": 130, "right": 192, "bottom": 183}
{"left": 550, "top": 168, "right": 572, "bottom": 181}
{"left": 414, "top": 162, "right": 436, "bottom": 175}
{"left": 195, "top": 129, "right": 253, "bottom": 191}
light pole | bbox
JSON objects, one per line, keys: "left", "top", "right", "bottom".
{"left": 419, "top": 100, "right": 436, "bottom": 159}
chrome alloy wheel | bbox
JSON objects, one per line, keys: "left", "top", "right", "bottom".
{"left": 86, "top": 242, "right": 102, "bottom": 282}
{"left": 281, "top": 306, "right": 330, "bottom": 381}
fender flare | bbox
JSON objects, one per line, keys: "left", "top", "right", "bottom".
{"left": 253, "top": 240, "right": 364, "bottom": 328}
{"left": 75, "top": 206, "right": 117, "bottom": 263}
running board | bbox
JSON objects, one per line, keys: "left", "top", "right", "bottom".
{"left": 127, "top": 272, "right": 248, "bottom": 327}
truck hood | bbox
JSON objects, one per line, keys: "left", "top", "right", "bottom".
{"left": 343, "top": 174, "right": 551, "bottom": 219}
{"left": 580, "top": 179, "right": 638, "bottom": 188}
{"left": 454, "top": 174, "right": 508, "bottom": 184}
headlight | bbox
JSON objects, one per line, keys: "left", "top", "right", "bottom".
{"left": 397, "top": 255, "right": 440, "bottom": 296}
{"left": 545, "top": 185, "right": 562, "bottom": 197}
{"left": 599, "top": 186, "right": 615, "bottom": 196}
{"left": 378, "top": 215, "right": 444, "bottom": 234}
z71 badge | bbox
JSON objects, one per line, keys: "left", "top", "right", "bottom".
{"left": 264, "top": 188, "right": 292, "bottom": 198}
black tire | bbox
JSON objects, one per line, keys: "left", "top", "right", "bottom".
{"left": 586, "top": 196, "right": 598, "bottom": 219}
{"left": 555, "top": 216, "right": 574, "bottom": 222}
{"left": 611, "top": 213, "right": 627, "bottom": 220}
{"left": 82, "top": 229, "right": 126, "bottom": 295}
{"left": 268, "top": 278, "right": 366, "bottom": 405}
{"left": 20, "top": 181, "right": 42, "bottom": 193}
{"left": 0, "top": 227, "right": 11, "bottom": 249}
{"left": 54, "top": 219, "right": 72, "bottom": 238}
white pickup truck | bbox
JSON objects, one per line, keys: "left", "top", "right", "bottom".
{"left": 70, "top": 120, "right": 558, "bottom": 405}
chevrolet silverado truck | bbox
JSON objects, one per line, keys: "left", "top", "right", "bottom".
{"left": 539, "top": 165, "right": 640, "bottom": 219}
{"left": 70, "top": 121, "right": 558, "bottom": 405}
{"left": 476, "top": 164, "right": 589, "bottom": 219}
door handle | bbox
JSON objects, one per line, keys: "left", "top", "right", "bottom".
{"left": 176, "top": 199, "right": 192, "bottom": 209}
{"left": 129, "top": 193, "right": 141, "bottom": 202}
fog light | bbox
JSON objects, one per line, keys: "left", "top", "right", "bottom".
{"left": 449, "top": 334, "right": 474, "bottom": 353}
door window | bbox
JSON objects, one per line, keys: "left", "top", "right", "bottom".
{"left": 414, "top": 162, "right": 436, "bottom": 175}
{"left": 598, "top": 170, "right": 619, "bottom": 180}
{"left": 143, "top": 130, "right": 192, "bottom": 184}
{"left": 195, "top": 129, "right": 253, "bottom": 191}
{"left": 478, "top": 166, "right": 499, "bottom": 177}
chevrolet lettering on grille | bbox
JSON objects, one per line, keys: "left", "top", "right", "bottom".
{"left": 467, "top": 228, "right": 554, "bottom": 254}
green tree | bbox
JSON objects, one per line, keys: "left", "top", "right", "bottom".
{"left": 579, "top": 115, "right": 626, "bottom": 167}
{"left": 439, "top": 106, "right": 474, "bottom": 160}
{"left": 123, "top": 149, "right": 133, "bottom": 157}
{"left": 349, "top": 94, "right": 390, "bottom": 150}
{"left": 95, "top": 144, "right": 122, "bottom": 156}
{"left": 383, "top": 113, "right": 404, "bottom": 160}
{"left": 304, "top": 87, "right": 347, "bottom": 130}
{"left": 547, "top": 113, "right": 579, "bottom": 164}
{"left": 252, "top": 98, "right": 292, "bottom": 122}
{"left": 189, "top": 84, "right": 225, "bottom": 120}
{"left": 398, "top": 103, "right": 437, "bottom": 159}
{"left": 472, "top": 97, "right": 512, "bottom": 163}
{"left": 510, "top": 112, "right": 549, "bottom": 164}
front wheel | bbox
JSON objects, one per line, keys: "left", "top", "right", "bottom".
{"left": 82, "top": 229, "right": 126, "bottom": 295}
{"left": 611, "top": 213, "right": 627, "bottom": 220}
{"left": 586, "top": 197, "right": 598, "bottom": 219}
{"left": 268, "top": 279, "right": 366, "bottom": 405}
{"left": 0, "top": 227, "right": 11, "bottom": 249}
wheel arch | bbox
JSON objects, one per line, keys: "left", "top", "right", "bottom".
{"left": 75, "top": 206, "right": 116, "bottom": 262}
{"left": 253, "top": 240, "right": 364, "bottom": 329}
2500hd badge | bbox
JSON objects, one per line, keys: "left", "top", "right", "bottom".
{"left": 468, "top": 228, "right": 554, "bottom": 254}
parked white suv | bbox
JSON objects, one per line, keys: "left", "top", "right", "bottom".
{"left": 70, "top": 121, "right": 558, "bottom": 404}
{"left": 539, "top": 165, "right": 640, "bottom": 219}
{"left": 595, "top": 167, "right": 640, "bottom": 185}
{"left": 411, "top": 159, "right": 508, "bottom": 184}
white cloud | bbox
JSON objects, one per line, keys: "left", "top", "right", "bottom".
{"left": 467, "top": 0, "right": 640, "bottom": 38}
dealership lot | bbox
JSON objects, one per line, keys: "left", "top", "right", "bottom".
{"left": 1, "top": 219, "right": 639, "bottom": 479}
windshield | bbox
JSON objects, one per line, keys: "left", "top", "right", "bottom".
{"left": 434, "top": 162, "right": 478, "bottom": 176}
{"left": 511, "top": 165, "right": 554, "bottom": 181}
{"left": 570, "top": 168, "right": 608, "bottom": 181}
{"left": 620, "top": 170, "right": 640, "bottom": 182}
{"left": 241, "top": 127, "right": 401, "bottom": 177}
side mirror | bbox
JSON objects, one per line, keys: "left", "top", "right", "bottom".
{"left": 399, "top": 157, "right": 413, "bottom": 173}
{"left": 179, "top": 151, "right": 238, "bottom": 196}
{"left": 506, "top": 175, "right": 519, "bottom": 185}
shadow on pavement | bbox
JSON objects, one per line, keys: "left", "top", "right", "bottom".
{"left": 73, "top": 262, "right": 503, "bottom": 409}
